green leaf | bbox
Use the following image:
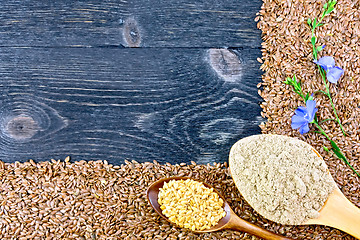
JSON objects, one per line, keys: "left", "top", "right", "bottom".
{"left": 323, "top": 2, "right": 328, "bottom": 9}
{"left": 332, "top": 148, "right": 345, "bottom": 160}
{"left": 323, "top": 146, "right": 330, "bottom": 152}
{"left": 305, "top": 92, "right": 310, "bottom": 101}
{"left": 316, "top": 46, "right": 324, "bottom": 52}
{"left": 326, "top": 7, "right": 335, "bottom": 15}
{"left": 311, "top": 36, "right": 317, "bottom": 45}
{"left": 329, "top": 139, "right": 360, "bottom": 177}
{"left": 317, "top": 23, "right": 324, "bottom": 27}
{"left": 329, "top": 0, "right": 337, "bottom": 7}
{"left": 293, "top": 82, "right": 300, "bottom": 91}
{"left": 307, "top": 18, "right": 312, "bottom": 26}
{"left": 313, "top": 18, "right": 317, "bottom": 27}
{"left": 314, "top": 113, "right": 319, "bottom": 123}
{"left": 330, "top": 140, "right": 340, "bottom": 152}
{"left": 330, "top": 140, "right": 346, "bottom": 160}
{"left": 284, "top": 77, "right": 292, "bottom": 85}
{"left": 293, "top": 76, "right": 302, "bottom": 91}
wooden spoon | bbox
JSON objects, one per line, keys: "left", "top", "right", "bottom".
{"left": 303, "top": 150, "right": 360, "bottom": 238}
{"left": 147, "top": 176, "right": 294, "bottom": 240}
{"left": 229, "top": 134, "right": 360, "bottom": 239}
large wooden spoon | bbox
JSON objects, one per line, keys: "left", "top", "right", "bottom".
{"left": 147, "top": 176, "right": 294, "bottom": 240}
{"left": 303, "top": 149, "right": 360, "bottom": 238}
{"left": 229, "top": 134, "right": 360, "bottom": 239}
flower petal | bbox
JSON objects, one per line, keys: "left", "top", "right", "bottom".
{"left": 305, "top": 100, "right": 318, "bottom": 122}
{"left": 291, "top": 115, "right": 308, "bottom": 129}
{"left": 299, "top": 123, "right": 310, "bottom": 135}
{"left": 314, "top": 56, "right": 335, "bottom": 72}
{"left": 294, "top": 106, "right": 307, "bottom": 117}
{"left": 327, "top": 66, "right": 344, "bottom": 84}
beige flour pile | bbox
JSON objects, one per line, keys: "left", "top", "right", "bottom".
{"left": 229, "top": 134, "right": 336, "bottom": 225}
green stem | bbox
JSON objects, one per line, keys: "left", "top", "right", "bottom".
{"left": 319, "top": 66, "right": 346, "bottom": 135}
{"left": 317, "top": 14, "right": 326, "bottom": 27}
{"left": 298, "top": 91, "right": 307, "bottom": 101}
{"left": 313, "top": 121, "right": 331, "bottom": 141}
{"left": 328, "top": 94, "right": 346, "bottom": 135}
{"left": 311, "top": 29, "right": 346, "bottom": 136}
{"left": 320, "top": 118, "right": 337, "bottom": 124}
{"left": 313, "top": 121, "right": 360, "bottom": 177}
{"left": 314, "top": 90, "right": 328, "bottom": 96}
{"left": 311, "top": 30, "right": 318, "bottom": 60}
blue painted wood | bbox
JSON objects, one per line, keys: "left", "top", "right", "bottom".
{"left": 0, "top": 0, "right": 264, "bottom": 165}
{"left": 0, "top": 0, "right": 262, "bottom": 48}
{"left": 0, "top": 47, "right": 262, "bottom": 164}
{"left": 129, "top": 0, "right": 262, "bottom": 47}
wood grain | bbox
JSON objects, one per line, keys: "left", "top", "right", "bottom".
{"left": 0, "top": 0, "right": 130, "bottom": 47}
{"left": 0, "top": 47, "right": 262, "bottom": 164}
{"left": 130, "top": 0, "right": 262, "bottom": 48}
{"left": 0, "top": 0, "right": 264, "bottom": 164}
{"left": 0, "top": 0, "right": 262, "bottom": 48}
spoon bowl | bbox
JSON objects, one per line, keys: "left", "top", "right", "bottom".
{"left": 147, "top": 176, "right": 294, "bottom": 240}
{"left": 229, "top": 134, "right": 360, "bottom": 239}
{"left": 147, "top": 176, "right": 231, "bottom": 233}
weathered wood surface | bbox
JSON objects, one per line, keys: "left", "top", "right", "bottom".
{"left": 0, "top": 0, "right": 262, "bottom": 48}
{"left": 0, "top": 0, "right": 263, "bottom": 165}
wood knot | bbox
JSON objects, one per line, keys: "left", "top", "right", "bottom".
{"left": 208, "top": 49, "right": 242, "bottom": 82}
{"left": 4, "top": 115, "right": 38, "bottom": 140}
{"left": 123, "top": 17, "right": 141, "bottom": 47}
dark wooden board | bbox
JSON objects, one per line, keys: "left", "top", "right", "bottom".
{"left": 0, "top": 0, "right": 262, "bottom": 48}
{"left": 0, "top": 0, "right": 130, "bottom": 47}
{"left": 0, "top": 0, "right": 264, "bottom": 164}
{"left": 129, "top": 0, "right": 262, "bottom": 47}
{"left": 0, "top": 47, "right": 262, "bottom": 164}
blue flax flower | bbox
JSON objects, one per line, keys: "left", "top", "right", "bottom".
{"left": 291, "top": 99, "right": 318, "bottom": 134}
{"left": 314, "top": 56, "right": 344, "bottom": 84}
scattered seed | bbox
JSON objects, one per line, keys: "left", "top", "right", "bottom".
{"left": 257, "top": 0, "right": 359, "bottom": 239}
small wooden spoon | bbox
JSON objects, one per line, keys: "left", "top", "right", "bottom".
{"left": 147, "top": 176, "right": 294, "bottom": 240}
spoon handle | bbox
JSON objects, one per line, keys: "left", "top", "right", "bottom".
{"left": 306, "top": 187, "right": 360, "bottom": 239}
{"left": 225, "top": 209, "right": 294, "bottom": 240}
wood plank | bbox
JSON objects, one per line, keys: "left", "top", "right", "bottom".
{"left": 0, "top": 0, "right": 262, "bottom": 48}
{"left": 130, "top": 0, "right": 262, "bottom": 48}
{"left": 0, "top": 47, "right": 263, "bottom": 164}
{"left": 0, "top": 0, "right": 130, "bottom": 47}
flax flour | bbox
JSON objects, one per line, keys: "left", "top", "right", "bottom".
{"left": 229, "top": 134, "right": 336, "bottom": 225}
